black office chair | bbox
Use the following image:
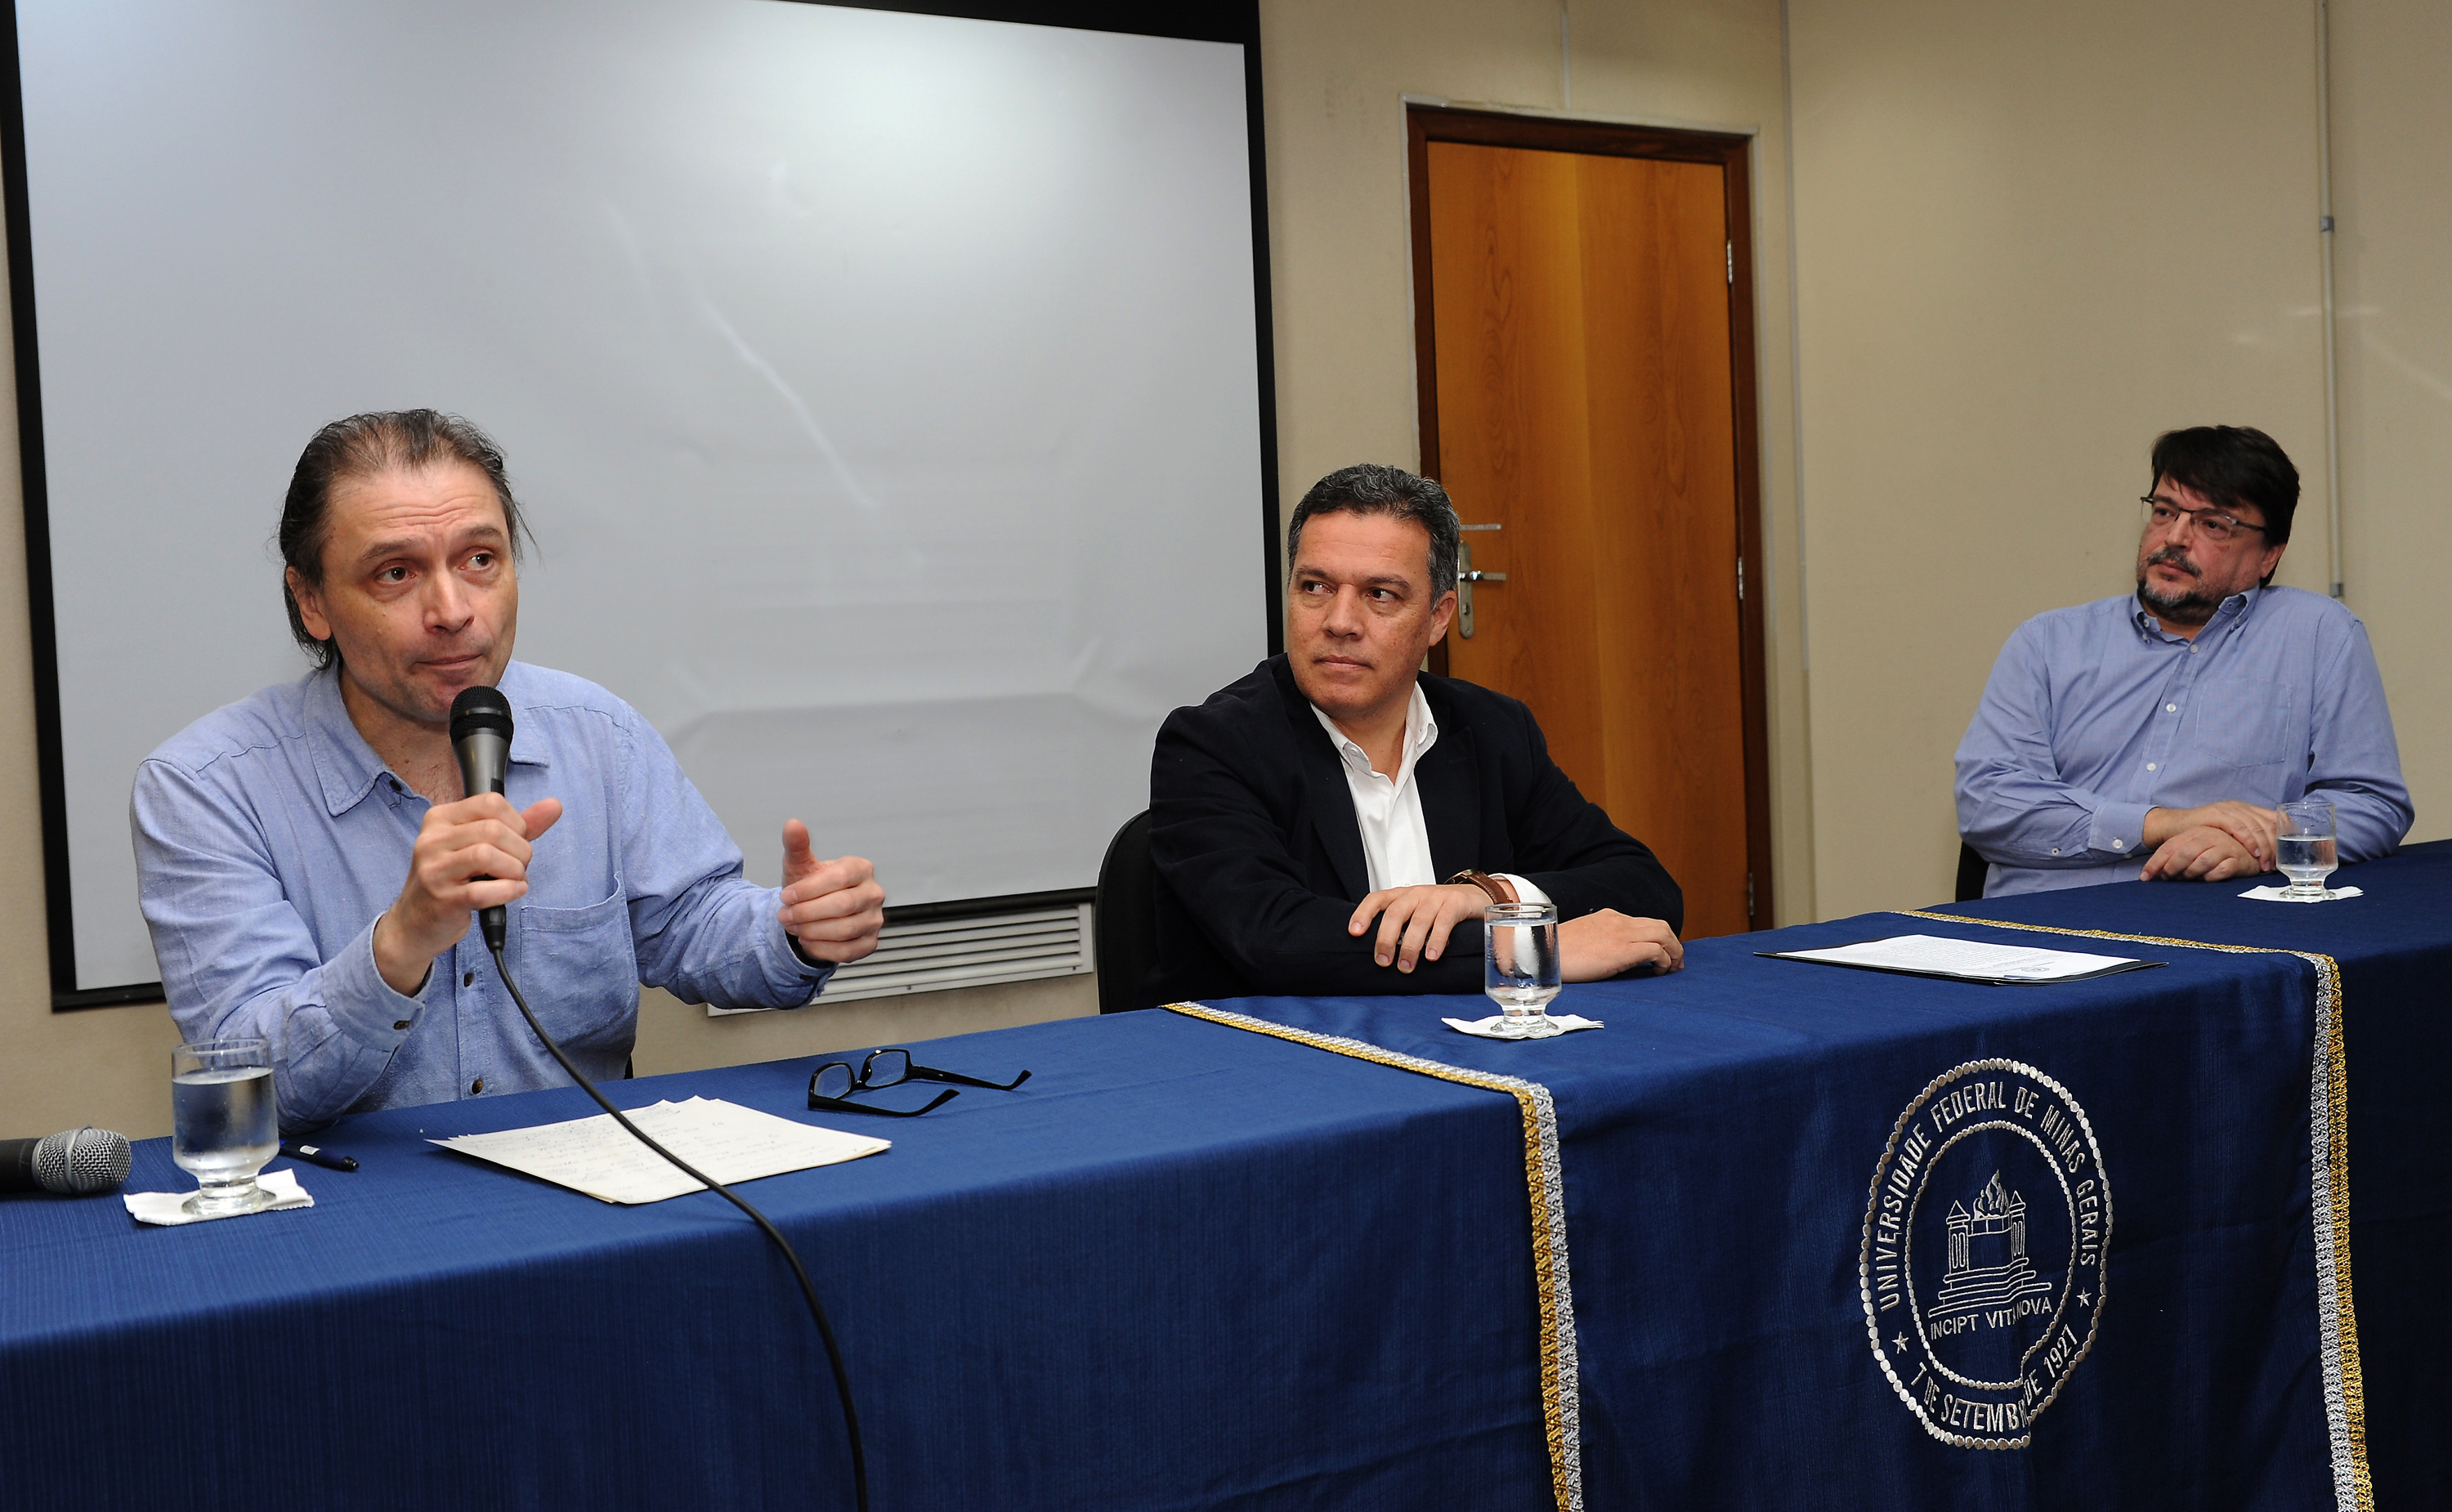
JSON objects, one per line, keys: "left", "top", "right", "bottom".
{"left": 1953, "top": 841, "right": 1988, "bottom": 903}
{"left": 1094, "top": 810, "right": 1159, "bottom": 1013}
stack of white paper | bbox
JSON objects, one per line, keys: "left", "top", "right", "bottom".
{"left": 1765, "top": 933, "right": 2154, "bottom": 984}
{"left": 433, "top": 1097, "right": 889, "bottom": 1205}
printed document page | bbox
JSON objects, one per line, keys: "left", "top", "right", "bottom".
{"left": 1765, "top": 933, "right": 2153, "bottom": 983}
{"left": 434, "top": 1097, "right": 889, "bottom": 1204}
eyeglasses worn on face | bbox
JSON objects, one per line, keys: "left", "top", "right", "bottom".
{"left": 2141, "top": 495, "right": 2267, "bottom": 544}
{"left": 806, "top": 1047, "right": 1033, "bottom": 1117}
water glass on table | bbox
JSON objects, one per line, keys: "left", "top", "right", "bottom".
{"left": 172, "top": 1037, "right": 280, "bottom": 1216}
{"left": 1483, "top": 901, "right": 1562, "bottom": 1039}
{"left": 2277, "top": 798, "right": 2338, "bottom": 901}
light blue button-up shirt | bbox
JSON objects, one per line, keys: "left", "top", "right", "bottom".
{"left": 1955, "top": 586, "right": 2411, "bottom": 897}
{"left": 133, "top": 660, "right": 831, "bottom": 1129}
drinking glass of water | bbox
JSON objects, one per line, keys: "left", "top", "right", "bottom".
{"left": 1484, "top": 901, "right": 1562, "bottom": 1039}
{"left": 172, "top": 1037, "right": 280, "bottom": 1216}
{"left": 2277, "top": 798, "right": 2338, "bottom": 901}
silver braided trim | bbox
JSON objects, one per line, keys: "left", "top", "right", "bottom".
{"left": 1522, "top": 1077, "right": 1584, "bottom": 1510}
{"left": 1164, "top": 1004, "right": 1584, "bottom": 1512}
{"left": 2302, "top": 955, "right": 2357, "bottom": 1511}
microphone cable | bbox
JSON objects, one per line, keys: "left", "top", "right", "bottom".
{"left": 487, "top": 942, "right": 870, "bottom": 1512}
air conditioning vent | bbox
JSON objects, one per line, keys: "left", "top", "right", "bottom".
{"left": 709, "top": 903, "right": 1095, "bottom": 1013}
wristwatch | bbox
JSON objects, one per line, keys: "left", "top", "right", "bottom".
{"left": 1448, "top": 870, "right": 1519, "bottom": 906}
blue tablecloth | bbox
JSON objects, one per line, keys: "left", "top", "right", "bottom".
{"left": 1197, "top": 843, "right": 2452, "bottom": 1510}
{"left": 3, "top": 845, "right": 2444, "bottom": 1510}
{"left": 1, "top": 1012, "right": 1556, "bottom": 1511}
{"left": 1935, "top": 845, "right": 2450, "bottom": 1507}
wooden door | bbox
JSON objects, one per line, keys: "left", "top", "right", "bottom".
{"left": 1412, "top": 110, "right": 1770, "bottom": 938}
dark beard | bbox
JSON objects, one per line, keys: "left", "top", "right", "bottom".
{"left": 2137, "top": 548, "right": 2217, "bottom": 627}
{"left": 2137, "top": 577, "right": 2217, "bottom": 626}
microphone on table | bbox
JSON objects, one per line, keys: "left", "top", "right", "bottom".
{"left": 449, "top": 684, "right": 517, "bottom": 953}
{"left": 0, "top": 1127, "right": 133, "bottom": 1195}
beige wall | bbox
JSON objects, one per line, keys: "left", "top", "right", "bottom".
{"left": 10, "top": 0, "right": 2447, "bottom": 1134}
{"left": 1260, "top": 0, "right": 1815, "bottom": 919}
{"left": 1784, "top": 0, "right": 2448, "bottom": 918}
{"left": 0, "top": 338, "right": 191, "bottom": 1131}
{"left": 629, "top": 975, "right": 1092, "bottom": 1079}
{"left": 2329, "top": 0, "right": 2452, "bottom": 848}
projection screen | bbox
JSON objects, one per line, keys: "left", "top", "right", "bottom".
{"left": 8, "top": 0, "right": 1274, "bottom": 1003}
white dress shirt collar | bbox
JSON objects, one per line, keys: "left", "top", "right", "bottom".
{"left": 1312, "top": 685, "right": 1440, "bottom": 891}
{"left": 1313, "top": 684, "right": 1439, "bottom": 785}
{"left": 1305, "top": 683, "right": 1550, "bottom": 908}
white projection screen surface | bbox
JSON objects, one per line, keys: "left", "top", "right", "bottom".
{"left": 12, "top": 0, "right": 1271, "bottom": 999}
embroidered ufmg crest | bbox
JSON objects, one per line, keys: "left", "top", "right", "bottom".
{"left": 1860, "top": 1059, "right": 2111, "bottom": 1447}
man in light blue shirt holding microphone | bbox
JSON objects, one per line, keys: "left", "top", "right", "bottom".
{"left": 132, "top": 411, "right": 887, "bottom": 1126}
{"left": 1955, "top": 425, "right": 2411, "bottom": 898}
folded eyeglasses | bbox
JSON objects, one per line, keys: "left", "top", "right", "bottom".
{"left": 807, "top": 1047, "right": 1031, "bottom": 1117}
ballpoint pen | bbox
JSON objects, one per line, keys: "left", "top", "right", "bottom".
{"left": 279, "top": 1140, "right": 359, "bottom": 1173}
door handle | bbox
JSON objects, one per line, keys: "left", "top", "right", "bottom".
{"left": 1456, "top": 539, "right": 1507, "bottom": 638}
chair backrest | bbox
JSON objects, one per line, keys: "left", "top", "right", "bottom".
{"left": 1954, "top": 841, "right": 1989, "bottom": 903}
{"left": 1094, "top": 810, "right": 1158, "bottom": 1013}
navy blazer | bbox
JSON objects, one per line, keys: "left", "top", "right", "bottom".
{"left": 1144, "top": 655, "right": 1682, "bottom": 1006}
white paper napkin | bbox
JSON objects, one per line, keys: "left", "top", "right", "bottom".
{"left": 1442, "top": 1013, "right": 1605, "bottom": 1039}
{"left": 2238, "top": 884, "right": 2363, "bottom": 904}
{"left": 124, "top": 1168, "right": 314, "bottom": 1227}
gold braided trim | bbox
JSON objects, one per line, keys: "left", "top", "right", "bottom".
{"left": 1902, "top": 910, "right": 2369, "bottom": 1510}
{"left": 1162, "top": 1001, "right": 1583, "bottom": 1512}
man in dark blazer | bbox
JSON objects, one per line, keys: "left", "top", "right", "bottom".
{"left": 1145, "top": 464, "right": 1683, "bottom": 1006}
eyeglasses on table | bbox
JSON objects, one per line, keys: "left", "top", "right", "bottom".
{"left": 807, "top": 1047, "right": 1032, "bottom": 1117}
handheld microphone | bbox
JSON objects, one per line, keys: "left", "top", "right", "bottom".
{"left": 449, "top": 685, "right": 516, "bottom": 952}
{"left": 1, "top": 1127, "right": 133, "bottom": 1195}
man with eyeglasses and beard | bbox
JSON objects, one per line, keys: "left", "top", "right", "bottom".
{"left": 1955, "top": 425, "right": 2410, "bottom": 897}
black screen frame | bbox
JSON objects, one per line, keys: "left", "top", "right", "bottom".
{"left": 3, "top": 0, "right": 1280, "bottom": 1009}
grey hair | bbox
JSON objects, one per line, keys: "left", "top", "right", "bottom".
{"left": 1285, "top": 463, "right": 1460, "bottom": 604}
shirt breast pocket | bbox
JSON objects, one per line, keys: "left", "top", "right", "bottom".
{"left": 513, "top": 888, "right": 640, "bottom": 1051}
{"left": 2199, "top": 678, "right": 2304, "bottom": 770}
